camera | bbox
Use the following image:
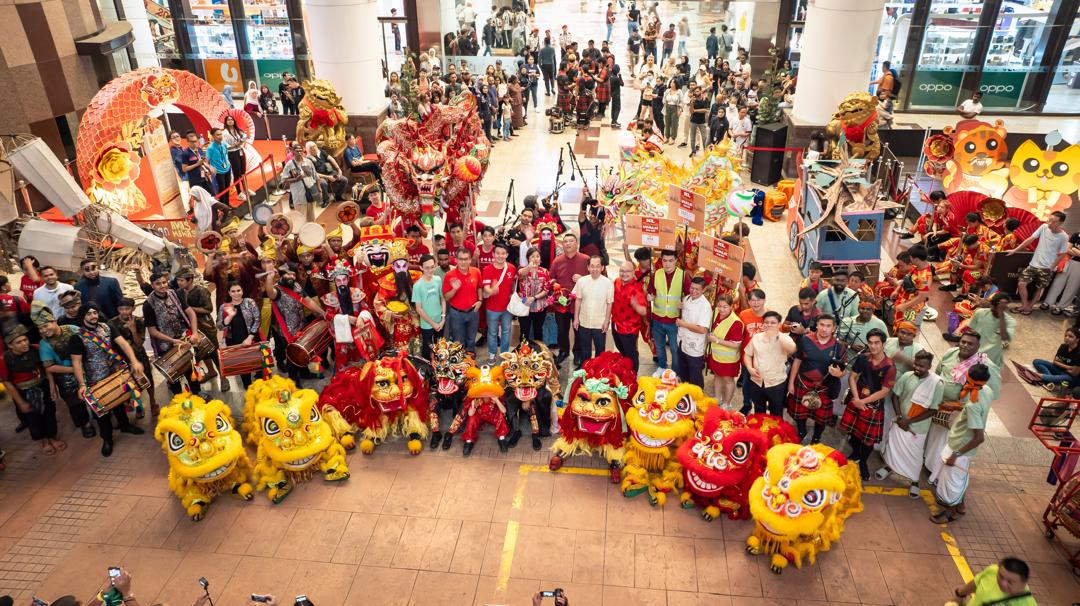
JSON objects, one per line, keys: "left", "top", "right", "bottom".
{"left": 198, "top": 577, "right": 210, "bottom": 591}
{"left": 540, "top": 588, "right": 564, "bottom": 598}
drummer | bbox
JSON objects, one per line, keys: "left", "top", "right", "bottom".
{"left": 33, "top": 303, "right": 96, "bottom": 439}
{"left": 204, "top": 217, "right": 262, "bottom": 311}
{"left": 70, "top": 302, "right": 146, "bottom": 457}
{"left": 217, "top": 281, "right": 262, "bottom": 389}
{"left": 108, "top": 298, "right": 158, "bottom": 417}
{"left": 265, "top": 262, "right": 325, "bottom": 384}
{"left": 175, "top": 268, "right": 224, "bottom": 393}
{"left": 325, "top": 225, "right": 362, "bottom": 262}
{"left": 143, "top": 271, "right": 205, "bottom": 397}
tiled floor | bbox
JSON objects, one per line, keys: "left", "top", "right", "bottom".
{"left": 4, "top": 1, "right": 1080, "bottom": 604}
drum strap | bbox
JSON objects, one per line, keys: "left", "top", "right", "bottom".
{"left": 79, "top": 328, "right": 125, "bottom": 366}
{"left": 271, "top": 288, "right": 304, "bottom": 343}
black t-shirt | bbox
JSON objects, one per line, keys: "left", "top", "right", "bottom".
{"left": 629, "top": 8, "right": 640, "bottom": 22}
{"left": 1069, "top": 232, "right": 1080, "bottom": 261}
{"left": 312, "top": 150, "right": 334, "bottom": 175}
{"left": 1055, "top": 343, "right": 1080, "bottom": 369}
{"left": 690, "top": 98, "right": 708, "bottom": 124}
{"left": 628, "top": 36, "right": 641, "bottom": 53}
{"left": 67, "top": 328, "right": 122, "bottom": 357}
{"left": 785, "top": 305, "right": 820, "bottom": 333}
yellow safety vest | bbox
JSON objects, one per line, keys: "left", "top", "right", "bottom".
{"left": 710, "top": 312, "right": 741, "bottom": 364}
{"left": 651, "top": 268, "right": 684, "bottom": 318}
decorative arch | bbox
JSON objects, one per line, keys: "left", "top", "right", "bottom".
{"left": 75, "top": 68, "right": 231, "bottom": 216}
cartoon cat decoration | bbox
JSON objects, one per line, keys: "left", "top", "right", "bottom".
{"left": 1002, "top": 131, "right": 1080, "bottom": 221}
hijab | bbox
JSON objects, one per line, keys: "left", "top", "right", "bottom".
{"left": 190, "top": 185, "right": 215, "bottom": 233}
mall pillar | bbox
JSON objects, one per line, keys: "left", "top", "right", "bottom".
{"left": 792, "top": 0, "right": 886, "bottom": 124}
{"left": 305, "top": 0, "right": 386, "bottom": 139}
{"left": 118, "top": 0, "right": 160, "bottom": 68}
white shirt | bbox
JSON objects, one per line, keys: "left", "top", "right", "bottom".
{"left": 33, "top": 282, "right": 75, "bottom": 317}
{"left": 558, "top": 31, "right": 573, "bottom": 49}
{"left": 677, "top": 295, "right": 712, "bottom": 357}
{"left": 1030, "top": 224, "right": 1070, "bottom": 269}
{"left": 958, "top": 99, "right": 983, "bottom": 116}
{"left": 732, "top": 116, "right": 752, "bottom": 138}
{"left": 738, "top": 62, "right": 751, "bottom": 76}
{"left": 571, "top": 274, "right": 614, "bottom": 329}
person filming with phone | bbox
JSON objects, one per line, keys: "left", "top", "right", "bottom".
{"left": 533, "top": 588, "right": 569, "bottom": 605}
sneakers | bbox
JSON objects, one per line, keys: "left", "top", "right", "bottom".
{"left": 651, "top": 367, "right": 666, "bottom": 378}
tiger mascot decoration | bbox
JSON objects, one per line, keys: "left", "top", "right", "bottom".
{"left": 549, "top": 352, "right": 637, "bottom": 483}
{"left": 154, "top": 394, "right": 254, "bottom": 521}
{"left": 942, "top": 119, "right": 1010, "bottom": 198}
{"left": 745, "top": 443, "right": 863, "bottom": 573}
{"left": 621, "top": 369, "right": 715, "bottom": 506}
{"left": 676, "top": 408, "right": 797, "bottom": 521}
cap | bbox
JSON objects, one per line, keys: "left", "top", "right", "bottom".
{"left": 30, "top": 301, "right": 56, "bottom": 327}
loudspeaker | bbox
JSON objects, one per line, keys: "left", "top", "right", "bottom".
{"left": 750, "top": 122, "right": 787, "bottom": 186}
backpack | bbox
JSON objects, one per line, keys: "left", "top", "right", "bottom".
{"left": 890, "top": 68, "right": 902, "bottom": 98}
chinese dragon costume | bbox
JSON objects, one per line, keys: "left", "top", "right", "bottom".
{"left": 154, "top": 393, "right": 254, "bottom": 521}
{"left": 621, "top": 369, "right": 715, "bottom": 506}
{"left": 676, "top": 408, "right": 798, "bottom": 521}
{"left": 318, "top": 349, "right": 432, "bottom": 455}
{"left": 549, "top": 352, "right": 637, "bottom": 483}
{"left": 428, "top": 338, "right": 472, "bottom": 451}
{"left": 500, "top": 340, "right": 560, "bottom": 451}
{"left": 745, "top": 443, "right": 864, "bottom": 574}
{"left": 376, "top": 92, "right": 490, "bottom": 234}
{"left": 241, "top": 376, "right": 351, "bottom": 503}
{"left": 448, "top": 363, "right": 510, "bottom": 457}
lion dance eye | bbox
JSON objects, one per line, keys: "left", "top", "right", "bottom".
{"left": 309, "top": 406, "right": 321, "bottom": 423}
{"left": 673, "top": 395, "right": 695, "bottom": 416}
{"left": 635, "top": 391, "right": 646, "bottom": 407}
{"left": 263, "top": 418, "right": 281, "bottom": 436}
{"left": 595, "top": 397, "right": 611, "bottom": 408}
{"left": 215, "top": 415, "right": 230, "bottom": 433}
{"left": 167, "top": 432, "right": 185, "bottom": 453}
{"left": 729, "top": 442, "right": 750, "bottom": 464}
{"left": 802, "top": 489, "right": 827, "bottom": 509}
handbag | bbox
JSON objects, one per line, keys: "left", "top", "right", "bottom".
{"left": 508, "top": 292, "right": 531, "bottom": 317}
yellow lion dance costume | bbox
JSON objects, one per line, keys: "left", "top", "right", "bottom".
{"left": 242, "top": 376, "right": 351, "bottom": 503}
{"left": 745, "top": 443, "right": 863, "bottom": 574}
{"left": 621, "top": 369, "right": 715, "bottom": 506}
{"left": 154, "top": 394, "right": 254, "bottom": 521}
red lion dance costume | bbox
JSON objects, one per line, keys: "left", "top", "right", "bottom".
{"left": 376, "top": 93, "right": 491, "bottom": 238}
{"left": 448, "top": 363, "right": 510, "bottom": 457}
{"left": 676, "top": 408, "right": 797, "bottom": 521}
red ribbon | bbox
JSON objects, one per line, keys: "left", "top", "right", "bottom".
{"left": 310, "top": 108, "right": 334, "bottom": 128}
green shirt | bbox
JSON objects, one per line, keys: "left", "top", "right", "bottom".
{"left": 884, "top": 337, "right": 923, "bottom": 377}
{"left": 891, "top": 371, "right": 943, "bottom": 435}
{"left": 936, "top": 348, "right": 1001, "bottom": 402}
{"left": 411, "top": 275, "right": 444, "bottom": 329}
{"left": 814, "top": 287, "right": 859, "bottom": 319}
{"left": 967, "top": 565, "right": 1037, "bottom": 606}
{"left": 965, "top": 308, "right": 1015, "bottom": 368}
{"left": 838, "top": 315, "right": 889, "bottom": 350}
{"left": 947, "top": 386, "right": 992, "bottom": 457}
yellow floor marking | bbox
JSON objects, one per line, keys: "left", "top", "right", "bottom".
{"left": 494, "top": 464, "right": 977, "bottom": 598}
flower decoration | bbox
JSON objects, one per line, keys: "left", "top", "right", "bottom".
{"left": 140, "top": 72, "right": 180, "bottom": 108}
{"left": 94, "top": 141, "right": 141, "bottom": 192}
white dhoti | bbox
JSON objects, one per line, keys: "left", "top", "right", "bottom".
{"left": 929, "top": 446, "right": 971, "bottom": 506}
{"left": 883, "top": 424, "right": 927, "bottom": 483}
{"left": 924, "top": 417, "right": 952, "bottom": 479}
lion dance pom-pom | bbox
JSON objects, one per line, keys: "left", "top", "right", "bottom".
{"left": 745, "top": 444, "right": 863, "bottom": 574}
{"left": 154, "top": 394, "right": 254, "bottom": 521}
{"left": 242, "top": 376, "right": 350, "bottom": 504}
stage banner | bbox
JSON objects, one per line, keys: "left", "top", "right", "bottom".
{"left": 698, "top": 233, "right": 745, "bottom": 284}
{"left": 625, "top": 214, "right": 677, "bottom": 250}
{"left": 142, "top": 121, "right": 184, "bottom": 219}
{"left": 668, "top": 185, "right": 705, "bottom": 231}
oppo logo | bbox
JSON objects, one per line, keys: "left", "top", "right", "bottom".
{"left": 979, "top": 84, "right": 1014, "bottom": 93}
{"left": 919, "top": 83, "right": 953, "bottom": 92}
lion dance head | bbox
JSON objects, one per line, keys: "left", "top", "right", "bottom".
{"left": 499, "top": 340, "right": 559, "bottom": 402}
{"left": 432, "top": 337, "right": 471, "bottom": 396}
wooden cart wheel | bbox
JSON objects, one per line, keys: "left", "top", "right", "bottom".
{"left": 788, "top": 220, "right": 800, "bottom": 252}
{"left": 797, "top": 238, "right": 809, "bottom": 273}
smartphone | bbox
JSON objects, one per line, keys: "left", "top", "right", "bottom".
{"left": 539, "top": 591, "right": 557, "bottom": 597}
{"left": 32, "top": 598, "right": 49, "bottom": 606}
{"left": 199, "top": 577, "right": 210, "bottom": 590}
{"left": 294, "top": 595, "right": 309, "bottom": 605}
{"left": 251, "top": 595, "right": 272, "bottom": 603}
{"left": 108, "top": 567, "right": 122, "bottom": 580}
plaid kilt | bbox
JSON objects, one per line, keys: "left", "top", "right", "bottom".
{"left": 838, "top": 395, "right": 885, "bottom": 446}
{"left": 596, "top": 81, "right": 611, "bottom": 103}
{"left": 576, "top": 92, "right": 594, "bottom": 114}
{"left": 557, "top": 90, "right": 573, "bottom": 112}
{"left": 786, "top": 376, "right": 835, "bottom": 424}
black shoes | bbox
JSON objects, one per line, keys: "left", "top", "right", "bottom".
{"left": 101, "top": 440, "right": 113, "bottom": 457}
{"left": 462, "top": 441, "right": 475, "bottom": 457}
{"left": 940, "top": 283, "right": 959, "bottom": 292}
{"left": 555, "top": 353, "right": 569, "bottom": 366}
{"left": 898, "top": 233, "right": 915, "bottom": 240}
{"left": 81, "top": 424, "right": 96, "bottom": 438}
{"left": 430, "top": 431, "right": 442, "bottom": 450}
{"left": 497, "top": 438, "right": 508, "bottom": 454}
{"left": 507, "top": 430, "right": 522, "bottom": 449}
{"left": 532, "top": 435, "right": 542, "bottom": 451}
{"left": 442, "top": 433, "right": 454, "bottom": 450}
{"left": 120, "top": 425, "right": 145, "bottom": 435}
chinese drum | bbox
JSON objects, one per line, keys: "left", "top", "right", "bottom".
{"left": 219, "top": 341, "right": 273, "bottom": 377}
{"left": 153, "top": 332, "right": 212, "bottom": 384}
{"left": 86, "top": 368, "right": 150, "bottom": 417}
{"left": 286, "top": 321, "right": 332, "bottom": 367}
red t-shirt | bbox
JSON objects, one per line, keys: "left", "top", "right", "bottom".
{"left": 0, "top": 293, "right": 28, "bottom": 314}
{"left": 443, "top": 266, "right": 481, "bottom": 310}
{"left": 482, "top": 263, "right": 517, "bottom": 312}
{"left": 365, "top": 203, "right": 386, "bottom": 220}
{"left": 475, "top": 244, "right": 496, "bottom": 273}
{"left": 446, "top": 239, "right": 476, "bottom": 264}
{"left": 550, "top": 252, "right": 590, "bottom": 291}
{"left": 738, "top": 308, "right": 766, "bottom": 348}
{"left": 612, "top": 278, "right": 646, "bottom": 335}
{"left": 20, "top": 276, "right": 41, "bottom": 304}
{"left": 406, "top": 241, "right": 430, "bottom": 266}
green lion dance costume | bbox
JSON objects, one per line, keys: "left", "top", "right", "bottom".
{"left": 154, "top": 393, "right": 254, "bottom": 521}
{"left": 745, "top": 443, "right": 863, "bottom": 573}
{"left": 242, "top": 376, "right": 351, "bottom": 503}
{"left": 622, "top": 369, "right": 715, "bottom": 506}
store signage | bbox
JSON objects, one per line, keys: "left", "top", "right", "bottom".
{"left": 203, "top": 59, "right": 241, "bottom": 91}
{"left": 977, "top": 71, "right": 1026, "bottom": 108}
{"left": 625, "top": 214, "right": 677, "bottom": 250}
{"left": 257, "top": 59, "right": 297, "bottom": 89}
{"left": 909, "top": 70, "right": 963, "bottom": 107}
{"left": 697, "top": 233, "right": 745, "bottom": 284}
{"left": 667, "top": 185, "right": 705, "bottom": 231}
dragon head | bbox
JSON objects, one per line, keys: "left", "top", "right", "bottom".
{"left": 499, "top": 341, "right": 558, "bottom": 401}
{"left": 626, "top": 369, "right": 714, "bottom": 451}
{"left": 749, "top": 444, "right": 852, "bottom": 539}
{"left": 408, "top": 146, "right": 449, "bottom": 201}
{"left": 243, "top": 377, "right": 334, "bottom": 471}
{"left": 562, "top": 352, "right": 636, "bottom": 442}
{"left": 676, "top": 408, "right": 769, "bottom": 498}
{"left": 432, "top": 338, "right": 471, "bottom": 395}
{"left": 155, "top": 394, "right": 245, "bottom": 483}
